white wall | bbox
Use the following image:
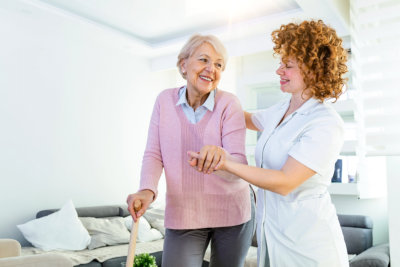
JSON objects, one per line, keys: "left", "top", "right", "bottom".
{"left": 0, "top": 1, "right": 158, "bottom": 245}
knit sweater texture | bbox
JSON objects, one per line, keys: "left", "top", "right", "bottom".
{"left": 139, "top": 87, "right": 251, "bottom": 229}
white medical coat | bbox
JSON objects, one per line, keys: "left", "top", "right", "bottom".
{"left": 253, "top": 97, "right": 349, "bottom": 267}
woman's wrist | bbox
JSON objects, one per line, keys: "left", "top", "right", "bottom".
{"left": 140, "top": 189, "right": 155, "bottom": 201}
{"left": 223, "top": 159, "right": 235, "bottom": 172}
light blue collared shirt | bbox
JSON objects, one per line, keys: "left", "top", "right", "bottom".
{"left": 176, "top": 86, "right": 215, "bottom": 124}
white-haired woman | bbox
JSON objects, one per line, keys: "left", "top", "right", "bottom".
{"left": 126, "top": 34, "right": 255, "bottom": 267}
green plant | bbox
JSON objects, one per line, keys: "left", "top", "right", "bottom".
{"left": 133, "top": 253, "right": 157, "bottom": 267}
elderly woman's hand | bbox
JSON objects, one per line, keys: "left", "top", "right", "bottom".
{"left": 126, "top": 189, "right": 154, "bottom": 222}
{"left": 187, "top": 145, "right": 227, "bottom": 174}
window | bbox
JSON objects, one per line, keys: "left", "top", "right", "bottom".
{"left": 351, "top": 0, "right": 400, "bottom": 156}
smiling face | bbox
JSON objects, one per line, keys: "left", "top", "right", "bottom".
{"left": 276, "top": 57, "right": 307, "bottom": 96}
{"left": 180, "top": 42, "right": 223, "bottom": 98}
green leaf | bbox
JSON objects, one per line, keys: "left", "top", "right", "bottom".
{"left": 132, "top": 253, "right": 157, "bottom": 267}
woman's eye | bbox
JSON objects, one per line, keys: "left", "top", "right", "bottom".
{"left": 216, "top": 63, "right": 222, "bottom": 69}
{"left": 200, "top": 58, "right": 207, "bottom": 63}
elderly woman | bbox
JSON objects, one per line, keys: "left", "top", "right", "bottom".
{"left": 189, "top": 20, "right": 349, "bottom": 266}
{"left": 127, "top": 34, "right": 255, "bottom": 267}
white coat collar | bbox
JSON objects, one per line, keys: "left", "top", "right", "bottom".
{"left": 279, "top": 97, "right": 320, "bottom": 115}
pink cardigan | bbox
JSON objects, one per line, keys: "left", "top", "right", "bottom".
{"left": 139, "top": 87, "right": 251, "bottom": 229}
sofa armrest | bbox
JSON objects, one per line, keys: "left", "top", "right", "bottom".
{"left": 350, "top": 243, "right": 390, "bottom": 267}
{"left": 0, "top": 253, "right": 74, "bottom": 267}
{"left": 0, "top": 239, "right": 21, "bottom": 258}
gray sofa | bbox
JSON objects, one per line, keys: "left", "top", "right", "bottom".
{"left": 32, "top": 205, "right": 208, "bottom": 267}
{"left": 338, "top": 214, "right": 390, "bottom": 267}
{"left": 34, "top": 205, "right": 163, "bottom": 267}
{"left": 23, "top": 206, "right": 389, "bottom": 267}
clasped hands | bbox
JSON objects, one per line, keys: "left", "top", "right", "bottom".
{"left": 187, "top": 145, "right": 228, "bottom": 174}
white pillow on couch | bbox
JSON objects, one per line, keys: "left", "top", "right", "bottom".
{"left": 79, "top": 217, "right": 131, "bottom": 250}
{"left": 143, "top": 207, "right": 165, "bottom": 236}
{"left": 17, "top": 200, "right": 91, "bottom": 251}
{"left": 124, "top": 216, "right": 163, "bottom": 242}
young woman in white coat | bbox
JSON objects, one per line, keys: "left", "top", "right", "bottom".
{"left": 188, "top": 20, "right": 349, "bottom": 267}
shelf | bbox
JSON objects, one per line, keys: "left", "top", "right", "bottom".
{"left": 328, "top": 182, "right": 359, "bottom": 196}
{"left": 341, "top": 140, "right": 357, "bottom": 155}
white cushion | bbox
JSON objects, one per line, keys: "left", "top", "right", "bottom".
{"left": 143, "top": 207, "right": 165, "bottom": 236}
{"left": 17, "top": 200, "right": 91, "bottom": 251}
{"left": 79, "top": 217, "right": 130, "bottom": 250}
{"left": 124, "top": 216, "right": 163, "bottom": 242}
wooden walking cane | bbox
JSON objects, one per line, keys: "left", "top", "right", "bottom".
{"left": 126, "top": 199, "right": 142, "bottom": 267}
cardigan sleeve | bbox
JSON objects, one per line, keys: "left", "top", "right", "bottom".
{"left": 139, "top": 93, "right": 164, "bottom": 199}
{"left": 214, "top": 94, "right": 248, "bottom": 181}
{"left": 220, "top": 95, "right": 248, "bottom": 164}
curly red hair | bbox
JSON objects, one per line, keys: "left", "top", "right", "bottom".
{"left": 272, "top": 20, "right": 348, "bottom": 102}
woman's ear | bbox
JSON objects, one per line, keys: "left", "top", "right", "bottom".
{"left": 180, "top": 59, "right": 186, "bottom": 75}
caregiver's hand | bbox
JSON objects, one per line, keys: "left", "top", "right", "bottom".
{"left": 187, "top": 145, "right": 227, "bottom": 174}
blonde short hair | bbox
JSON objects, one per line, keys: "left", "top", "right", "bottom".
{"left": 177, "top": 34, "right": 228, "bottom": 79}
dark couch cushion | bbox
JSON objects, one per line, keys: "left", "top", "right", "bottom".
{"left": 342, "top": 227, "right": 373, "bottom": 255}
{"left": 90, "top": 252, "right": 163, "bottom": 267}
{"left": 75, "top": 206, "right": 122, "bottom": 218}
{"left": 119, "top": 205, "right": 130, "bottom": 217}
{"left": 36, "top": 205, "right": 123, "bottom": 219}
{"left": 350, "top": 243, "right": 390, "bottom": 267}
{"left": 102, "top": 256, "right": 126, "bottom": 267}
{"left": 338, "top": 214, "right": 373, "bottom": 255}
{"left": 338, "top": 214, "right": 373, "bottom": 229}
{"left": 99, "top": 251, "right": 208, "bottom": 267}
{"left": 76, "top": 261, "right": 102, "bottom": 267}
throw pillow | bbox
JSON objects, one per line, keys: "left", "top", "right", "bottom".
{"left": 350, "top": 243, "right": 390, "bottom": 267}
{"left": 143, "top": 207, "right": 165, "bottom": 236}
{"left": 79, "top": 217, "right": 131, "bottom": 250}
{"left": 17, "top": 200, "right": 91, "bottom": 251}
{"left": 124, "top": 216, "right": 163, "bottom": 242}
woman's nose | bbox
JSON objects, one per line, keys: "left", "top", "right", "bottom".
{"left": 205, "top": 62, "right": 215, "bottom": 72}
{"left": 276, "top": 66, "right": 283, "bottom": 75}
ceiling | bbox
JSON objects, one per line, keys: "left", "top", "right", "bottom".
{"left": 37, "top": 0, "right": 300, "bottom": 45}
{"left": 9, "top": 0, "right": 350, "bottom": 61}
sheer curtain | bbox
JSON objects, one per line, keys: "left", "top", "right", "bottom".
{"left": 351, "top": 0, "right": 400, "bottom": 264}
{"left": 351, "top": 0, "right": 400, "bottom": 156}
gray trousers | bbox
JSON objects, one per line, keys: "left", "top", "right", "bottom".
{"left": 162, "top": 189, "right": 256, "bottom": 267}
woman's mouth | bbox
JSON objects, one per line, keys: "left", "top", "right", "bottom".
{"left": 280, "top": 79, "right": 289, "bottom": 85}
{"left": 200, "top": 75, "right": 213, "bottom": 82}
